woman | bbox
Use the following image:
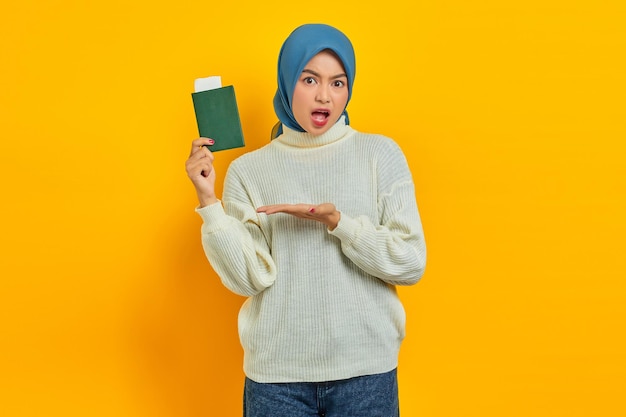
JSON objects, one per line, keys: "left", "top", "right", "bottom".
{"left": 185, "top": 23, "right": 426, "bottom": 417}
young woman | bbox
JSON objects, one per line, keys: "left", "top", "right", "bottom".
{"left": 185, "top": 23, "right": 426, "bottom": 417}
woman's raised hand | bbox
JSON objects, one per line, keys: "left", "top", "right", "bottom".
{"left": 185, "top": 138, "right": 219, "bottom": 207}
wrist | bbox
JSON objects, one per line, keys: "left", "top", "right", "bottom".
{"left": 326, "top": 210, "right": 341, "bottom": 231}
{"left": 198, "top": 195, "right": 218, "bottom": 208}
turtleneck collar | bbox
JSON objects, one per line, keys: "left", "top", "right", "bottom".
{"left": 274, "top": 116, "right": 353, "bottom": 149}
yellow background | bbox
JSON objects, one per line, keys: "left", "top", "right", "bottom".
{"left": 1, "top": 1, "right": 624, "bottom": 416}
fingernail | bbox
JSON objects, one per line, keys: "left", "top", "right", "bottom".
{"left": 208, "top": 139, "right": 215, "bottom": 145}
{"left": 308, "top": 207, "right": 316, "bottom": 213}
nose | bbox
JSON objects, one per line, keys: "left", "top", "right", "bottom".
{"left": 316, "top": 85, "right": 331, "bottom": 104}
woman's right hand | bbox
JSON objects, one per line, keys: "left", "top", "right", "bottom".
{"left": 185, "top": 138, "right": 219, "bottom": 207}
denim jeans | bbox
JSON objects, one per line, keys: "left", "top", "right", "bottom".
{"left": 243, "top": 368, "right": 399, "bottom": 417}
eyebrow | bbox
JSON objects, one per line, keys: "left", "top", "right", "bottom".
{"left": 302, "top": 69, "right": 348, "bottom": 80}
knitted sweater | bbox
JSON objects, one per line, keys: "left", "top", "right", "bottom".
{"left": 196, "top": 117, "right": 426, "bottom": 383}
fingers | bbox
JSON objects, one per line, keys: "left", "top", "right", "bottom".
{"left": 256, "top": 204, "right": 281, "bottom": 215}
{"left": 257, "top": 204, "right": 300, "bottom": 215}
{"left": 186, "top": 139, "right": 215, "bottom": 179}
{"left": 189, "top": 137, "right": 215, "bottom": 156}
{"left": 257, "top": 204, "right": 317, "bottom": 216}
{"left": 189, "top": 139, "right": 214, "bottom": 165}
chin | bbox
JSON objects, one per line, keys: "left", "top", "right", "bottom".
{"left": 306, "top": 125, "right": 331, "bottom": 136}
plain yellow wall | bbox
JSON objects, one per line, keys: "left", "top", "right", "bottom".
{"left": 1, "top": 1, "right": 625, "bottom": 416}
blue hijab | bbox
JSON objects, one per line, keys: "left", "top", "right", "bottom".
{"left": 272, "top": 24, "right": 356, "bottom": 138}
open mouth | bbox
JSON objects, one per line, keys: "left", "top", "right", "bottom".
{"left": 311, "top": 110, "right": 330, "bottom": 127}
{"left": 312, "top": 110, "right": 330, "bottom": 120}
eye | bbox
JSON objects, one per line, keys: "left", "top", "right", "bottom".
{"left": 303, "top": 77, "right": 317, "bottom": 85}
{"left": 332, "top": 80, "right": 346, "bottom": 88}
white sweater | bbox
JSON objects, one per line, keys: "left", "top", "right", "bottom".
{"left": 196, "top": 117, "right": 426, "bottom": 383}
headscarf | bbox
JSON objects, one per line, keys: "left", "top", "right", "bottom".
{"left": 272, "top": 24, "right": 356, "bottom": 139}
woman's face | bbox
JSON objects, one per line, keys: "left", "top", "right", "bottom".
{"left": 291, "top": 50, "right": 349, "bottom": 136}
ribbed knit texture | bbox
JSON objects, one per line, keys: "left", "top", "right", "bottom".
{"left": 196, "top": 117, "right": 426, "bottom": 383}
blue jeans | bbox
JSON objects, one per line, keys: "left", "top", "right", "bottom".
{"left": 244, "top": 369, "right": 399, "bottom": 417}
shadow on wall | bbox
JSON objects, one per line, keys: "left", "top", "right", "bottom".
{"left": 126, "top": 209, "right": 246, "bottom": 416}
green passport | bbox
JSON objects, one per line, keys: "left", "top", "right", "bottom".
{"left": 191, "top": 85, "right": 245, "bottom": 152}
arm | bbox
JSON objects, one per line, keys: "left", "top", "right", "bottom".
{"left": 186, "top": 138, "right": 276, "bottom": 296}
{"left": 197, "top": 199, "right": 276, "bottom": 297}
{"left": 330, "top": 139, "right": 426, "bottom": 285}
{"left": 329, "top": 178, "right": 426, "bottom": 286}
{"left": 256, "top": 197, "right": 424, "bottom": 286}
{"left": 256, "top": 140, "right": 426, "bottom": 286}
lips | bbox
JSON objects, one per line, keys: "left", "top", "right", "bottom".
{"left": 311, "top": 109, "right": 330, "bottom": 127}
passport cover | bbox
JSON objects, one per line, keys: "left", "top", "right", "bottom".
{"left": 191, "top": 85, "right": 245, "bottom": 152}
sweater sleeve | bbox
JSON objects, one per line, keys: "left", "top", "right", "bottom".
{"left": 328, "top": 141, "right": 426, "bottom": 286}
{"left": 195, "top": 169, "right": 276, "bottom": 297}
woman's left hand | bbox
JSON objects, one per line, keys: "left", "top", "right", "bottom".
{"left": 257, "top": 203, "right": 341, "bottom": 231}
